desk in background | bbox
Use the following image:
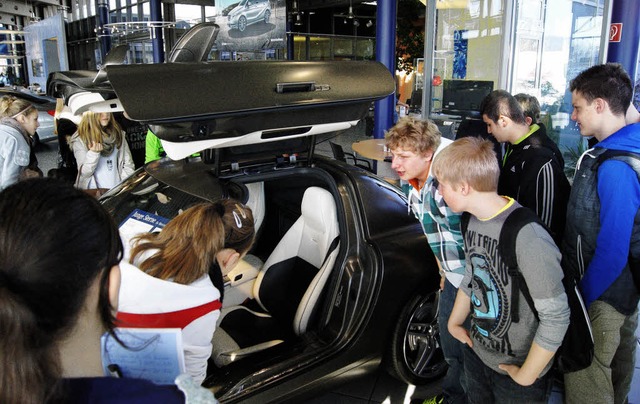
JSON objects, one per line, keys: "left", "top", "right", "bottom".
{"left": 351, "top": 138, "right": 392, "bottom": 162}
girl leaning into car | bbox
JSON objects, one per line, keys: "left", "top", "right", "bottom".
{"left": 117, "top": 200, "right": 255, "bottom": 385}
{"left": 0, "top": 95, "right": 42, "bottom": 190}
{"left": 70, "top": 111, "right": 135, "bottom": 195}
{"left": 0, "top": 178, "right": 215, "bottom": 403}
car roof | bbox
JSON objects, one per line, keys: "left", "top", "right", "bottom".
{"left": 0, "top": 87, "right": 56, "bottom": 106}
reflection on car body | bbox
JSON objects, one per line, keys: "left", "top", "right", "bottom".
{"left": 227, "top": 0, "right": 270, "bottom": 32}
{"left": 46, "top": 22, "right": 446, "bottom": 403}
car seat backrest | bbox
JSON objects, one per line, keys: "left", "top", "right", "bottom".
{"left": 253, "top": 186, "right": 339, "bottom": 333}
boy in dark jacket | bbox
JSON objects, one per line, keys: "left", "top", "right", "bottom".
{"left": 480, "top": 90, "right": 569, "bottom": 244}
{"left": 562, "top": 63, "right": 640, "bottom": 404}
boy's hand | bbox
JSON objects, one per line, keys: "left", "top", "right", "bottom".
{"left": 498, "top": 363, "right": 537, "bottom": 386}
{"left": 448, "top": 324, "right": 473, "bottom": 347}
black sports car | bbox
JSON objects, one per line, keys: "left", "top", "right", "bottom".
{"left": 47, "top": 23, "right": 445, "bottom": 403}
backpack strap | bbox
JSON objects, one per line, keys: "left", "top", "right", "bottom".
{"left": 593, "top": 149, "right": 640, "bottom": 181}
{"left": 461, "top": 211, "right": 471, "bottom": 239}
{"left": 593, "top": 149, "right": 640, "bottom": 292}
{"left": 498, "top": 207, "right": 544, "bottom": 323}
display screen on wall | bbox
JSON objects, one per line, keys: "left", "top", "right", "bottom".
{"left": 214, "top": 0, "right": 286, "bottom": 52}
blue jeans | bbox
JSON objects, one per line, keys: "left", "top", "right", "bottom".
{"left": 462, "top": 345, "right": 553, "bottom": 404}
{"left": 438, "top": 279, "right": 467, "bottom": 404}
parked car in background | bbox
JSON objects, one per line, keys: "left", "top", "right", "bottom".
{"left": 47, "top": 23, "right": 446, "bottom": 403}
{"left": 227, "top": 0, "right": 270, "bottom": 32}
{"left": 0, "top": 87, "right": 56, "bottom": 144}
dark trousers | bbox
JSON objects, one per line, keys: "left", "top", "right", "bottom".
{"left": 463, "top": 345, "right": 553, "bottom": 404}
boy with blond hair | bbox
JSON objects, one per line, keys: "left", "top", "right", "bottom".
{"left": 432, "top": 136, "right": 569, "bottom": 404}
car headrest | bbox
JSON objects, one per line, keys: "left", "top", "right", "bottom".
{"left": 301, "top": 186, "right": 338, "bottom": 236}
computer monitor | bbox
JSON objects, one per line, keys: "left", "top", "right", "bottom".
{"left": 441, "top": 80, "right": 494, "bottom": 118}
{"left": 409, "top": 89, "right": 423, "bottom": 113}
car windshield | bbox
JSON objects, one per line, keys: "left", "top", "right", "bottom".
{"left": 101, "top": 159, "right": 246, "bottom": 225}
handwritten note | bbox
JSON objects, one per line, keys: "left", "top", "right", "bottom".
{"left": 101, "top": 328, "right": 186, "bottom": 385}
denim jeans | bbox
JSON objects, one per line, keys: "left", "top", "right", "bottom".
{"left": 564, "top": 301, "right": 638, "bottom": 404}
{"left": 463, "top": 345, "right": 553, "bottom": 404}
{"left": 438, "top": 278, "right": 467, "bottom": 404}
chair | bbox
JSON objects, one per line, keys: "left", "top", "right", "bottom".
{"left": 211, "top": 187, "right": 340, "bottom": 367}
{"left": 329, "top": 141, "right": 374, "bottom": 172}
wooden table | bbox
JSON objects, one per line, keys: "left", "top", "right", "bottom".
{"left": 351, "top": 138, "right": 392, "bottom": 162}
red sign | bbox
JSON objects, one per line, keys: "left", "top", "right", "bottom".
{"left": 610, "top": 23, "right": 623, "bottom": 43}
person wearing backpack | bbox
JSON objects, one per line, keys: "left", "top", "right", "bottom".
{"left": 562, "top": 63, "right": 640, "bottom": 404}
{"left": 432, "top": 136, "right": 569, "bottom": 404}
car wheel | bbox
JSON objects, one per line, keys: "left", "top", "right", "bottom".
{"left": 388, "top": 291, "right": 447, "bottom": 385}
{"left": 238, "top": 16, "right": 247, "bottom": 31}
{"left": 264, "top": 10, "right": 270, "bottom": 24}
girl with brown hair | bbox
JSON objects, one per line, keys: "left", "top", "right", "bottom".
{"left": 0, "top": 179, "right": 214, "bottom": 403}
{"left": 117, "top": 199, "right": 255, "bottom": 384}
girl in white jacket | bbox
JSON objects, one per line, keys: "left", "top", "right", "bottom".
{"left": 117, "top": 200, "right": 255, "bottom": 384}
{"left": 70, "top": 111, "right": 134, "bottom": 191}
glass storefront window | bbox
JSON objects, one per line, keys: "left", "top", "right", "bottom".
{"left": 427, "top": 1, "right": 506, "bottom": 116}
{"left": 510, "top": 0, "right": 607, "bottom": 176}
{"left": 425, "top": 0, "right": 609, "bottom": 177}
{"left": 175, "top": 4, "right": 204, "bottom": 26}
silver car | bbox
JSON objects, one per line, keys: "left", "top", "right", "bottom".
{"left": 227, "top": 0, "right": 270, "bottom": 32}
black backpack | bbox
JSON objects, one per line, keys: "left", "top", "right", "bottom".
{"left": 461, "top": 207, "right": 594, "bottom": 374}
{"left": 593, "top": 149, "right": 640, "bottom": 292}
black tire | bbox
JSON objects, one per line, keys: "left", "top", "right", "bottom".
{"left": 238, "top": 16, "right": 247, "bottom": 31}
{"left": 388, "top": 291, "right": 447, "bottom": 385}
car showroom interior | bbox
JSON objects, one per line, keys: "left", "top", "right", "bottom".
{"left": 0, "top": 0, "right": 639, "bottom": 403}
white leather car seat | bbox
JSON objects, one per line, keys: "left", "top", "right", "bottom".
{"left": 211, "top": 186, "right": 340, "bottom": 367}
{"left": 221, "top": 181, "right": 266, "bottom": 307}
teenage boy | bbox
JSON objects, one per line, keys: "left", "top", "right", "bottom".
{"left": 562, "top": 63, "right": 640, "bottom": 404}
{"left": 481, "top": 90, "right": 569, "bottom": 244}
{"left": 386, "top": 117, "right": 466, "bottom": 404}
{"left": 432, "top": 136, "right": 569, "bottom": 404}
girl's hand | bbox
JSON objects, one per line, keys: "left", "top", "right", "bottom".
{"left": 89, "top": 142, "right": 103, "bottom": 152}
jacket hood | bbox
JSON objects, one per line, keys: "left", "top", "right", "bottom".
{"left": 596, "top": 122, "right": 640, "bottom": 154}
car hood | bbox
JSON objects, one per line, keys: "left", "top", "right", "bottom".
{"left": 228, "top": 5, "right": 243, "bottom": 17}
{"left": 47, "top": 60, "right": 394, "bottom": 159}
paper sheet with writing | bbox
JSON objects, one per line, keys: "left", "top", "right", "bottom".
{"left": 119, "top": 209, "right": 169, "bottom": 259}
{"left": 101, "top": 328, "right": 186, "bottom": 385}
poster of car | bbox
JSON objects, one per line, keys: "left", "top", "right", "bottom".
{"left": 214, "top": 0, "right": 286, "bottom": 52}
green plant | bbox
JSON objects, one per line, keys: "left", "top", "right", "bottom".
{"left": 396, "top": 0, "right": 425, "bottom": 74}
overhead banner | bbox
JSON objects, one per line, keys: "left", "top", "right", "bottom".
{"left": 214, "top": 0, "right": 286, "bottom": 52}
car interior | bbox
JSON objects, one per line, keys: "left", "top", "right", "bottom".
{"left": 101, "top": 161, "right": 345, "bottom": 375}
{"left": 211, "top": 185, "right": 340, "bottom": 367}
